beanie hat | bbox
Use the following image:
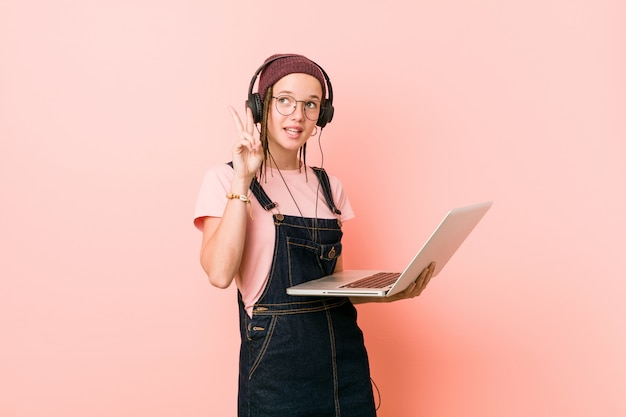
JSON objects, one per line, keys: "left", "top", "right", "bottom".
{"left": 257, "top": 54, "right": 326, "bottom": 102}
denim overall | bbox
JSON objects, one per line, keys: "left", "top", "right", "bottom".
{"left": 237, "top": 167, "right": 376, "bottom": 417}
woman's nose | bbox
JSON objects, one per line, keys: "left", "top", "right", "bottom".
{"left": 290, "top": 102, "right": 306, "bottom": 120}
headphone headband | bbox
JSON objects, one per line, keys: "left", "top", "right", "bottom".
{"left": 246, "top": 54, "right": 334, "bottom": 128}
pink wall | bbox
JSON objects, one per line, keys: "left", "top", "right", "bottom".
{"left": 1, "top": 1, "right": 624, "bottom": 416}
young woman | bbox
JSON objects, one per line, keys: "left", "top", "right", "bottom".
{"left": 194, "top": 54, "right": 435, "bottom": 417}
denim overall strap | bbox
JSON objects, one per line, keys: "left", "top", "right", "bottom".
{"left": 311, "top": 166, "right": 342, "bottom": 216}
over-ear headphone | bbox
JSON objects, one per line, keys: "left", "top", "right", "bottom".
{"left": 246, "top": 54, "right": 335, "bottom": 128}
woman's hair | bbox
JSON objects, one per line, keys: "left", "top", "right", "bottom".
{"left": 258, "top": 86, "right": 272, "bottom": 179}
{"left": 258, "top": 85, "right": 308, "bottom": 181}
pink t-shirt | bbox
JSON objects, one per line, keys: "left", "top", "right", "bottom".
{"left": 194, "top": 163, "right": 355, "bottom": 316}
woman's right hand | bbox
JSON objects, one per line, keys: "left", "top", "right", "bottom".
{"left": 228, "top": 105, "right": 263, "bottom": 181}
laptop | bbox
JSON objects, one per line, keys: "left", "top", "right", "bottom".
{"left": 286, "top": 201, "right": 492, "bottom": 297}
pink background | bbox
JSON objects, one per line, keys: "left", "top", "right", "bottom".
{"left": 2, "top": 1, "right": 625, "bottom": 416}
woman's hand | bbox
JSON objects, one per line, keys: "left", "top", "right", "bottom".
{"left": 228, "top": 105, "right": 263, "bottom": 181}
{"left": 385, "top": 262, "right": 436, "bottom": 302}
{"left": 350, "top": 262, "right": 436, "bottom": 305}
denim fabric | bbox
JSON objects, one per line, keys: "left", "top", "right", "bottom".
{"left": 237, "top": 168, "right": 376, "bottom": 417}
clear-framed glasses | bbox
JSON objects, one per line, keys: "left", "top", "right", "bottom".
{"left": 272, "top": 95, "right": 322, "bottom": 121}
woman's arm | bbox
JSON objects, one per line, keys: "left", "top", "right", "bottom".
{"left": 198, "top": 176, "right": 253, "bottom": 289}
{"left": 199, "top": 106, "right": 262, "bottom": 289}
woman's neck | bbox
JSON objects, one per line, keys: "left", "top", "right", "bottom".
{"left": 267, "top": 150, "right": 301, "bottom": 171}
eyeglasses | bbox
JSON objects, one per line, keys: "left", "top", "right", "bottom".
{"left": 272, "top": 95, "right": 322, "bottom": 121}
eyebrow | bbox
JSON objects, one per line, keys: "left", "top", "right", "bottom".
{"left": 275, "top": 90, "right": 321, "bottom": 101}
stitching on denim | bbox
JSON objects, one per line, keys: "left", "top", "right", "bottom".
{"left": 286, "top": 237, "right": 336, "bottom": 288}
{"left": 325, "top": 307, "right": 341, "bottom": 417}
{"left": 249, "top": 315, "right": 278, "bottom": 379}
{"left": 253, "top": 298, "right": 349, "bottom": 316}
{"left": 287, "top": 240, "right": 327, "bottom": 274}
{"left": 275, "top": 216, "right": 342, "bottom": 232}
{"left": 289, "top": 241, "right": 317, "bottom": 251}
{"left": 287, "top": 237, "right": 294, "bottom": 288}
{"left": 282, "top": 222, "right": 340, "bottom": 232}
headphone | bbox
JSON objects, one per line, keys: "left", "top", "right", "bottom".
{"left": 246, "top": 54, "right": 335, "bottom": 128}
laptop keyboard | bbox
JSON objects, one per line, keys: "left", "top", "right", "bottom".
{"left": 340, "top": 272, "right": 401, "bottom": 289}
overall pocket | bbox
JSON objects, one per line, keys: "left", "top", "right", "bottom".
{"left": 286, "top": 237, "right": 342, "bottom": 287}
{"left": 245, "top": 313, "right": 278, "bottom": 379}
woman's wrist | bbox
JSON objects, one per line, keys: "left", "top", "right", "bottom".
{"left": 226, "top": 192, "right": 254, "bottom": 220}
{"left": 229, "top": 176, "right": 253, "bottom": 195}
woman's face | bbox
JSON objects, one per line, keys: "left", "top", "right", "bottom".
{"left": 266, "top": 73, "right": 323, "bottom": 156}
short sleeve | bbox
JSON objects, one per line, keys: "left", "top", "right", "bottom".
{"left": 193, "top": 164, "right": 234, "bottom": 230}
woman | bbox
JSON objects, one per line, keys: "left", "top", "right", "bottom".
{"left": 194, "top": 54, "right": 435, "bottom": 417}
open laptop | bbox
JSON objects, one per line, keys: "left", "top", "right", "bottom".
{"left": 286, "top": 201, "right": 492, "bottom": 297}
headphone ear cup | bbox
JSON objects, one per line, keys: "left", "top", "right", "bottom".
{"left": 247, "top": 93, "right": 263, "bottom": 123}
{"left": 316, "top": 102, "right": 334, "bottom": 128}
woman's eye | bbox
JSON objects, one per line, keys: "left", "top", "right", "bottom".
{"left": 305, "top": 101, "right": 318, "bottom": 110}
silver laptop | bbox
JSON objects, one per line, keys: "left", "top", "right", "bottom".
{"left": 286, "top": 201, "right": 492, "bottom": 297}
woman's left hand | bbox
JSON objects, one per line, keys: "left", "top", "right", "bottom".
{"left": 349, "top": 262, "right": 436, "bottom": 305}
{"left": 383, "top": 262, "right": 436, "bottom": 303}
